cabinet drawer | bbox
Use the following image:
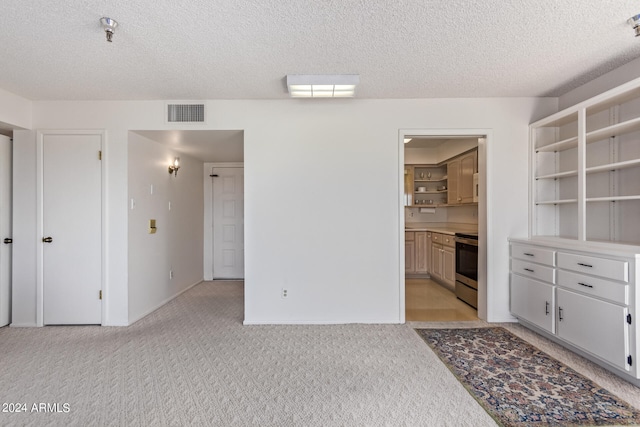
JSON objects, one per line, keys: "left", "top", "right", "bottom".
{"left": 511, "top": 259, "right": 555, "bottom": 283}
{"left": 442, "top": 234, "right": 455, "bottom": 248}
{"left": 557, "top": 270, "right": 628, "bottom": 305}
{"left": 405, "top": 231, "right": 415, "bottom": 241}
{"left": 432, "top": 233, "right": 441, "bottom": 243}
{"left": 511, "top": 244, "right": 555, "bottom": 266}
{"left": 557, "top": 252, "right": 628, "bottom": 282}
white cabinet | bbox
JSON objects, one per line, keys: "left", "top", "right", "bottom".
{"left": 556, "top": 288, "right": 629, "bottom": 371}
{"left": 511, "top": 274, "right": 555, "bottom": 333}
{"left": 509, "top": 239, "right": 638, "bottom": 384}
{"left": 531, "top": 77, "right": 640, "bottom": 245}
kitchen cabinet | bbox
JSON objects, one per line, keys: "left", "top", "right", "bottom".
{"left": 405, "top": 231, "right": 428, "bottom": 275}
{"left": 530, "top": 76, "right": 640, "bottom": 245}
{"left": 430, "top": 233, "right": 455, "bottom": 290}
{"left": 410, "top": 165, "right": 448, "bottom": 207}
{"left": 509, "top": 238, "right": 639, "bottom": 384}
{"left": 448, "top": 150, "right": 477, "bottom": 205}
{"left": 415, "top": 231, "right": 428, "bottom": 274}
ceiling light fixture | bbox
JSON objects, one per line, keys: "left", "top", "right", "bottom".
{"left": 628, "top": 14, "right": 640, "bottom": 37}
{"left": 286, "top": 74, "right": 360, "bottom": 98}
{"left": 100, "top": 17, "right": 119, "bottom": 42}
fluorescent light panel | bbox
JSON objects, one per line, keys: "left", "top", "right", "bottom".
{"left": 287, "top": 74, "right": 360, "bottom": 98}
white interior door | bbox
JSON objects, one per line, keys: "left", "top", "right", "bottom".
{"left": 42, "top": 133, "right": 102, "bottom": 325}
{"left": 212, "top": 167, "right": 244, "bottom": 279}
{"left": 0, "top": 135, "right": 11, "bottom": 327}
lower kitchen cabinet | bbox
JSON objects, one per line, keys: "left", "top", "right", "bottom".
{"left": 415, "top": 232, "right": 428, "bottom": 274}
{"left": 556, "top": 288, "right": 629, "bottom": 371}
{"left": 405, "top": 239, "right": 415, "bottom": 273}
{"left": 510, "top": 274, "right": 555, "bottom": 334}
{"left": 405, "top": 231, "right": 428, "bottom": 276}
{"left": 509, "top": 238, "right": 639, "bottom": 385}
{"left": 430, "top": 233, "right": 455, "bottom": 289}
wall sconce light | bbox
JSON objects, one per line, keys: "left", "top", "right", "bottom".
{"left": 168, "top": 157, "right": 180, "bottom": 177}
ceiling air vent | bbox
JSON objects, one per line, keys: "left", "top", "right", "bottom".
{"left": 167, "top": 103, "right": 205, "bottom": 123}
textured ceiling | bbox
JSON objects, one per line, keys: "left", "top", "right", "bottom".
{"left": 1, "top": 0, "right": 640, "bottom": 100}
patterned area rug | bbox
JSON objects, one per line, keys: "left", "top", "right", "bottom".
{"left": 416, "top": 327, "right": 640, "bottom": 427}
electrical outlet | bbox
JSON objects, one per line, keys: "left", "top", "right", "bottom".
{"left": 169, "top": 270, "right": 173, "bottom": 280}
{"left": 281, "top": 288, "right": 288, "bottom": 299}
{"left": 409, "top": 211, "right": 414, "bottom": 218}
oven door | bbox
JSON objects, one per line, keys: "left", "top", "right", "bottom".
{"left": 455, "top": 239, "right": 478, "bottom": 289}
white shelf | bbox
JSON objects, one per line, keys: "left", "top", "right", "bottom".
{"left": 535, "top": 170, "right": 578, "bottom": 180}
{"left": 586, "top": 196, "right": 640, "bottom": 202}
{"left": 586, "top": 116, "right": 640, "bottom": 144}
{"left": 586, "top": 159, "right": 640, "bottom": 174}
{"left": 536, "top": 135, "right": 578, "bottom": 153}
{"left": 535, "top": 199, "right": 578, "bottom": 205}
{"left": 415, "top": 190, "right": 448, "bottom": 194}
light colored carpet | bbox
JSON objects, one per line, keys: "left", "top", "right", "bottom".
{"left": 0, "top": 281, "right": 637, "bottom": 426}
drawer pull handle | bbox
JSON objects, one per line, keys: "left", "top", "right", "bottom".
{"left": 524, "top": 253, "right": 534, "bottom": 257}
{"left": 545, "top": 301, "right": 549, "bottom": 315}
{"left": 524, "top": 268, "right": 534, "bottom": 272}
{"left": 577, "top": 262, "right": 593, "bottom": 268}
{"left": 558, "top": 307, "right": 564, "bottom": 321}
{"left": 578, "top": 282, "right": 593, "bottom": 289}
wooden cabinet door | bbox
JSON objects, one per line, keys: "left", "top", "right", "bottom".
{"left": 510, "top": 274, "right": 555, "bottom": 334}
{"left": 415, "top": 232, "right": 428, "bottom": 273}
{"left": 557, "top": 288, "right": 629, "bottom": 371}
{"left": 426, "top": 232, "right": 432, "bottom": 273}
{"left": 459, "top": 151, "right": 477, "bottom": 203}
{"left": 447, "top": 160, "right": 460, "bottom": 205}
{"left": 442, "top": 246, "right": 456, "bottom": 287}
{"left": 405, "top": 240, "right": 416, "bottom": 273}
{"left": 431, "top": 243, "right": 442, "bottom": 279}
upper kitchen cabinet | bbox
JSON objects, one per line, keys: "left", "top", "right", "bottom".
{"left": 448, "top": 149, "right": 477, "bottom": 205}
{"left": 406, "top": 164, "right": 448, "bottom": 207}
{"left": 531, "top": 78, "right": 640, "bottom": 246}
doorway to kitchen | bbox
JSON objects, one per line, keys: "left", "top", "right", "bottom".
{"left": 399, "top": 130, "right": 488, "bottom": 323}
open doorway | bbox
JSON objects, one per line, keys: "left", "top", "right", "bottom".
{"left": 398, "top": 130, "right": 488, "bottom": 323}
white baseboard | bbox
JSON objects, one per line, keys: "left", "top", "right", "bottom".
{"left": 243, "top": 319, "right": 401, "bottom": 325}
{"left": 128, "top": 279, "right": 203, "bottom": 326}
{"left": 10, "top": 323, "right": 38, "bottom": 327}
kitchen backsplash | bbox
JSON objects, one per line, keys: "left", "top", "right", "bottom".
{"left": 405, "top": 205, "right": 478, "bottom": 225}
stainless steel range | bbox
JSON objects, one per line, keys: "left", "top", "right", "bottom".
{"left": 454, "top": 232, "right": 478, "bottom": 309}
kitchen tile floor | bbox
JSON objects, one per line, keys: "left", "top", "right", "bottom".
{"left": 405, "top": 278, "right": 478, "bottom": 321}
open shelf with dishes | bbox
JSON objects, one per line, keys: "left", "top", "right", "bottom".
{"left": 405, "top": 165, "right": 448, "bottom": 206}
{"left": 531, "top": 77, "right": 640, "bottom": 246}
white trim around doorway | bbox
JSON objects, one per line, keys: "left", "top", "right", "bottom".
{"left": 398, "top": 129, "right": 492, "bottom": 323}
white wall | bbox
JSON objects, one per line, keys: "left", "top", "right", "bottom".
{"left": 560, "top": 56, "right": 640, "bottom": 109}
{"left": 0, "top": 88, "right": 31, "bottom": 131}
{"left": 128, "top": 132, "right": 204, "bottom": 323}
{"left": 10, "top": 97, "right": 556, "bottom": 326}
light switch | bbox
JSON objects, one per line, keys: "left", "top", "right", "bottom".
{"left": 149, "top": 219, "right": 157, "bottom": 234}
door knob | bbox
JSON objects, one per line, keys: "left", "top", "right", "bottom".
{"left": 3, "top": 238, "right": 11, "bottom": 244}
{"left": 42, "top": 237, "right": 53, "bottom": 243}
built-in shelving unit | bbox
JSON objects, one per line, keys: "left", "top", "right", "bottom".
{"left": 531, "top": 76, "right": 640, "bottom": 246}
